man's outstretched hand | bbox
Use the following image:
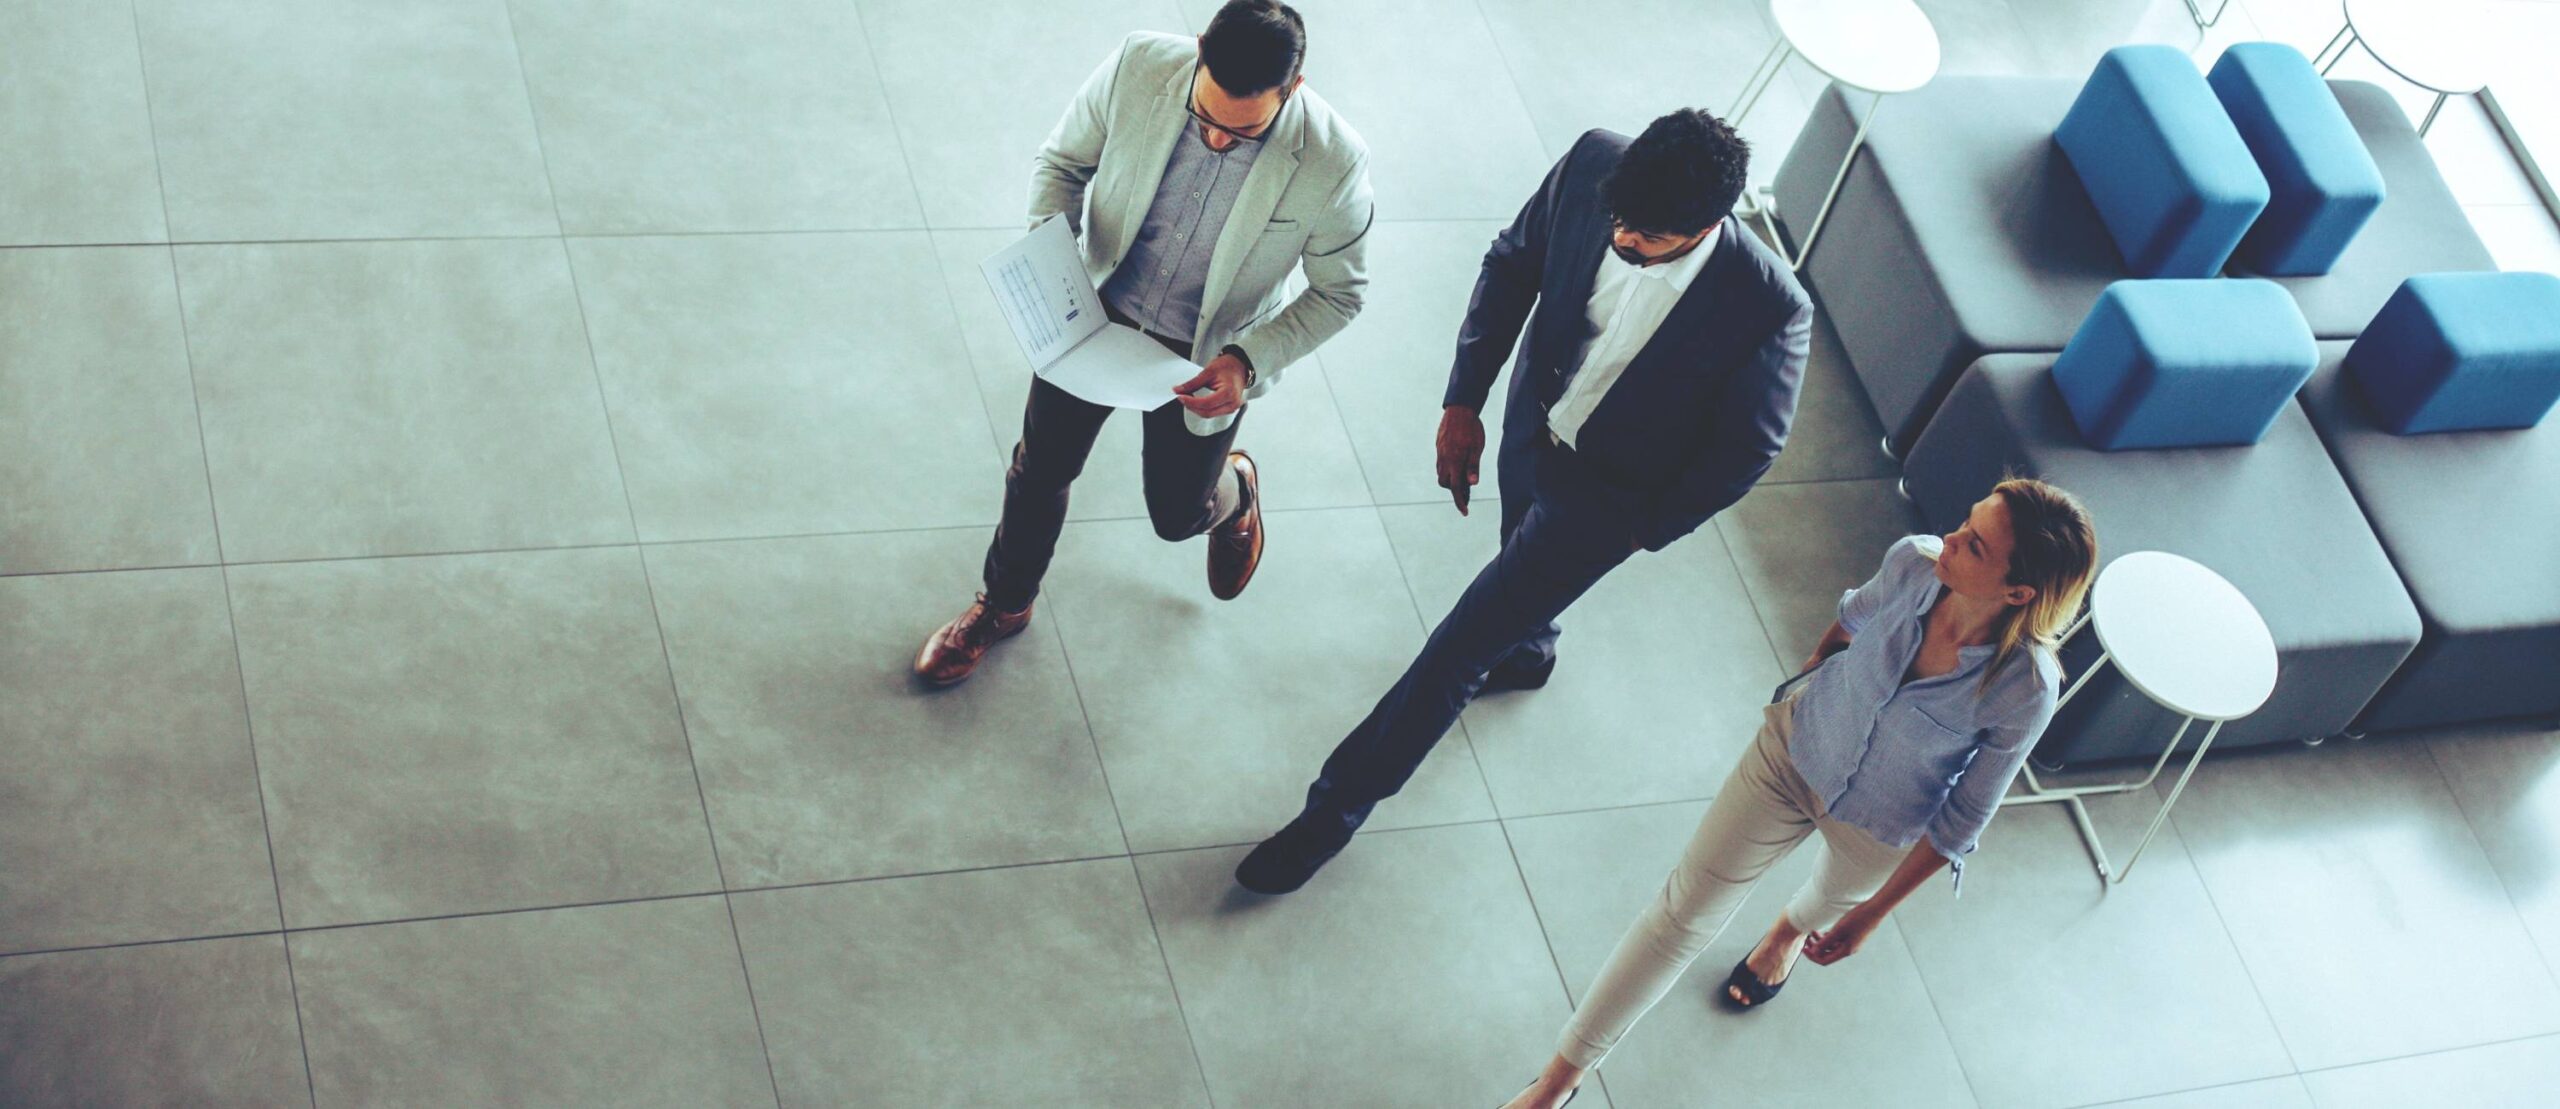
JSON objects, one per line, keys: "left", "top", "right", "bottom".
{"left": 1174, "top": 354, "right": 1251, "bottom": 418}
{"left": 1436, "top": 405, "right": 1486, "bottom": 515}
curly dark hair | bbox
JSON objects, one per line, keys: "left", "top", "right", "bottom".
{"left": 1601, "top": 109, "right": 1752, "bottom": 236}
{"left": 1200, "top": 0, "right": 1307, "bottom": 97}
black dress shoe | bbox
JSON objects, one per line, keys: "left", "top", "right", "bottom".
{"left": 1234, "top": 810, "right": 1357, "bottom": 895}
{"left": 1481, "top": 651, "right": 1556, "bottom": 693}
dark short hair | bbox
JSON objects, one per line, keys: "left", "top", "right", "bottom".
{"left": 1200, "top": 0, "right": 1306, "bottom": 97}
{"left": 1601, "top": 109, "right": 1751, "bottom": 236}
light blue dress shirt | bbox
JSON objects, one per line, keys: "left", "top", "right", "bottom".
{"left": 1101, "top": 127, "right": 1263, "bottom": 345}
{"left": 1777, "top": 534, "right": 2062, "bottom": 891}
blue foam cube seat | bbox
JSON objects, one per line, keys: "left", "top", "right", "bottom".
{"left": 2051, "top": 279, "right": 2319, "bottom": 450}
{"left": 2346, "top": 272, "right": 2560, "bottom": 434}
{"left": 2057, "top": 46, "right": 2271, "bottom": 278}
{"left": 2209, "top": 42, "right": 2388, "bottom": 276}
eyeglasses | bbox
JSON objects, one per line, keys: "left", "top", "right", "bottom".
{"left": 1188, "top": 65, "right": 1287, "bottom": 144}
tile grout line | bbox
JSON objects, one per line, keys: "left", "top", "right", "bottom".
{"left": 492, "top": 1, "right": 782, "bottom": 1101}
{"left": 2421, "top": 737, "right": 2560, "bottom": 998}
{"left": 126, "top": 1, "right": 318, "bottom": 1103}
{"left": 2155, "top": 786, "right": 2306, "bottom": 1076}
{"left": 845, "top": 0, "right": 1017, "bottom": 472}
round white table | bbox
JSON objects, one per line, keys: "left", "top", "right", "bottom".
{"left": 2002, "top": 551, "right": 2279, "bottom": 884}
{"left": 1725, "top": 0, "right": 1941, "bottom": 271}
{"left": 2316, "top": 0, "right": 2498, "bottom": 135}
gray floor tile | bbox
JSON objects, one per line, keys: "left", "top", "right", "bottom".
{"left": 226, "top": 547, "right": 718, "bottom": 928}
{"left": 1042, "top": 508, "right": 1497, "bottom": 852}
{"left": 1763, "top": 303, "right": 1898, "bottom": 485}
{"left": 2099, "top": 1076, "right": 2316, "bottom": 1109}
{"left": 290, "top": 896, "right": 772, "bottom": 1108}
{"left": 927, "top": 228, "right": 1376, "bottom": 522}
{"left": 1717, "top": 478, "right": 1924, "bottom": 671}
{"left": 1475, "top": 0, "right": 1818, "bottom": 195}
{"left": 1915, "top": 0, "right": 2050, "bottom": 78}
{"left": 641, "top": 530, "right": 1125, "bottom": 888}
{"left": 2430, "top": 98, "right": 2547, "bottom": 209}
{"left": 0, "top": 936, "right": 308, "bottom": 1108}
{"left": 2427, "top": 722, "right": 2560, "bottom": 986}
{"left": 863, "top": 0, "right": 1195, "bottom": 229}
{"left": 1310, "top": 220, "right": 1520, "bottom": 508}
{"left": 0, "top": 3, "right": 166, "bottom": 246}
{"left": 731, "top": 858, "right": 1207, "bottom": 1107}
{"left": 175, "top": 238, "right": 632, "bottom": 563}
{"left": 134, "top": 0, "right": 556, "bottom": 241}
{"left": 0, "top": 247, "right": 218, "bottom": 575}
{"left": 1999, "top": 0, "right": 2257, "bottom": 77}
{"left": 1894, "top": 790, "right": 2293, "bottom": 1108}
{"left": 1135, "top": 823, "right": 1573, "bottom": 1108}
{"left": 2168, "top": 739, "right": 2560, "bottom": 1069}
{"left": 1377, "top": 503, "right": 1784, "bottom": 817}
{"left": 1173, "top": 0, "right": 1554, "bottom": 220}
{"left": 2468, "top": 203, "right": 2560, "bottom": 274}
{"left": 0, "top": 568, "right": 277, "bottom": 954}
{"left": 509, "top": 0, "right": 921, "bottom": 234}
{"left": 566, "top": 232, "right": 1000, "bottom": 542}
{"left": 2300, "top": 1033, "right": 2560, "bottom": 1109}
{"left": 1505, "top": 801, "right": 1974, "bottom": 1109}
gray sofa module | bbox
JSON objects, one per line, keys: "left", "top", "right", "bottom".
{"left": 2298, "top": 341, "right": 2560, "bottom": 732}
{"left": 1774, "top": 77, "right": 2494, "bottom": 455}
{"left": 1901, "top": 353, "right": 2421, "bottom": 764}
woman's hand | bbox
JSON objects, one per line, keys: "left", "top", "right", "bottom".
{"left": 1801, "top": 906, "right": 1883, "bottom": 966}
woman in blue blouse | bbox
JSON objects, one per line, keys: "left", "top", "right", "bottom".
{"left": 1501, "top": 478, "right": 2098, "bottom": 1109}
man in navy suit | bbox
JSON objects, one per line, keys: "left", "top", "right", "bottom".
{"left": 1239, "top": 109, "right": 1814, "bottom": 893}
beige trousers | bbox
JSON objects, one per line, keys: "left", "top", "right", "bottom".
{"left": 1558, "top": 695, "right": 1910, "bottom": 1069}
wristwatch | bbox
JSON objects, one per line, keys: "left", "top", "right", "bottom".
{"left": 1220, "top": 344, "right": 1258, "bottom": 389}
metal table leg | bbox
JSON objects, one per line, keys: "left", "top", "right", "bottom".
{"left": 1728, "top": 38, "right": 1794, "bottom": 220}
{"left": 2001, "top": 634, "right": 2223, "bottom": 884}
{"left": 2185, "top": 0, "right": 2235, "bottom": 29}
{"left": 1770, "top": 89, "right": 1881, "bottom": 272}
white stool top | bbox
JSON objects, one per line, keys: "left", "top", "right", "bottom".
{"left": 2345, "top": 0, "right": 2496, "bottom": 95}
{"left": 1770, "top": 0, "right": 1942, "bottom": 95}
{"left": 2085, "top": 551, "right": 2278, "bottom": 722}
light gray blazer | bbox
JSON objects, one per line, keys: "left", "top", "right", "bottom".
{"left": 1031, "top": 31, "right": 1374, "bottom": 435}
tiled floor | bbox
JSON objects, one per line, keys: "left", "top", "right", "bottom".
{"left": 5, "top": 1, "right": 2558, "bottom": 1106}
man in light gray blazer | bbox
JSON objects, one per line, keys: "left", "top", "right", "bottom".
{"left": 917, "top": 0, "right": 1374, "bottom": 687}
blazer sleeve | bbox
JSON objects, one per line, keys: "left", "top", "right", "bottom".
{"left": 1228, "top": 151, "right": 1375, "bottom": 389}
{"left": 1028, "top": 37, "right": 1133, "bottom": 232}
{"left": 1633, "top": 299, "right": 1812, "bottom": 551}
{"left": 1443, "top": 142, "right": 1579, "bottom": 411}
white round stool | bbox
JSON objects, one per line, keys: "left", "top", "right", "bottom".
{"left": 2003, "top": 551, "right": 2279, "bottom": 884}
{"left": 1725, "top": 0, "right": 1941, "bottom": 271}
{"left": 2315, "top": 0, "right": 2497, "bottom": 135}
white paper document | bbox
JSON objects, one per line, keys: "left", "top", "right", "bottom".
{"left": 980, "top": 215, "right": 1202, "bottom": 410}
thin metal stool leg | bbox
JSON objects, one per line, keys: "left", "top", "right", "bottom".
{"left": 2419, "top": 91, "right": 2449, "bottom": 136}
{"left": 1783, "top": 90, "right": 1880, "bottom": 272}
{"left": 2184, "top": 0, "right": 2234, "bottom": 29}
{"left": 2117, "top": 718, "right": 2224, "bottom": 882}
{"left": 1728, "top": 41, "right": 1793, "bottom": 218}
{"left": 2313, "top": 24, "right": 2352, "bottom": 69}
{"left": 2320, "top": 31, "right": 2357, "bottom": 75}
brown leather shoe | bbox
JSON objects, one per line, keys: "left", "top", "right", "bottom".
{"left": 1208, "top": 451, "right": 1263, "bottom": 600}
{"left": 913, "top": 594, "right": 1032, "bottom": 687}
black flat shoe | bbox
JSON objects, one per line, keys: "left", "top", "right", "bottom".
{"left": 1234, "top": 810, "right": 1355, "bottom": 895}
{"left": 1720, "top": 958, "right": 1787, "bottom": 1010}
{"left": 1481, "top": 651, "right": 1556, "bottom": 693}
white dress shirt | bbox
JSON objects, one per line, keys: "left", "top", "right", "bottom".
{"left": 1547, "top": 224, "right": 1719, "bottom": 448}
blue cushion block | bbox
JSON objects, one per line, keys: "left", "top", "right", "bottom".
{"left": 2210, "top": 43, "right": 2387, "bottom": 276}
{"left": 2057, "top": 46, "right": 2271, "bottom": 277}
{"left": 2051, "top": 279, "right": 2319, "bottom": 450}
{"left": 2345, "top": 272, "right": 2560, "bottom": 434}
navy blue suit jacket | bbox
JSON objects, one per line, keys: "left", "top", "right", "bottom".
{"left": 1443, "top": 129, "right": 1814, "bottom": 551}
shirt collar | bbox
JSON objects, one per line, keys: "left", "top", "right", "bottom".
{"left": 1607, "top": 221, "right": 1720, "bottom": 290}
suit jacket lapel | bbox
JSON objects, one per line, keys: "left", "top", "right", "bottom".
{"left": 1194, "top": 99, "right": 1303, "bottom": 348}
{"left": 1115, "top": 64, "right": 1194, "bottom": 259}
{"left": 1624, "top": 219, "right": 1743, "bottom": 375}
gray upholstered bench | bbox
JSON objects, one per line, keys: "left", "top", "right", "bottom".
{"left": 1772, "top": 76, "right": 2493, "bottom": 456}
{"left": 1900, "top": 353, "right": 2422, "bottom": 762}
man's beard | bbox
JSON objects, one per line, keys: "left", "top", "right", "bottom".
{"left": 1610, "top": 243, "right": 1652, "bottom": 265}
